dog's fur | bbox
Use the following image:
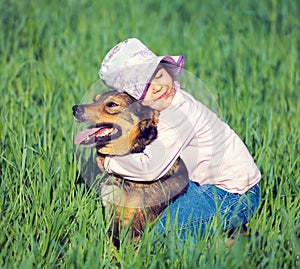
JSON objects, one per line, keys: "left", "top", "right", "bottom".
{"left": 73, "top": 90, "right": 189, "bottom": 238}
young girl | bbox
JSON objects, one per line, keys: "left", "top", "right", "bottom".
{"left": 98, "top": 38, "right": 261, "bottom": 238}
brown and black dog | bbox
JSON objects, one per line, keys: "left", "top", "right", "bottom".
{"left": 72, "top": 90, "right": 189, "bottom": 239}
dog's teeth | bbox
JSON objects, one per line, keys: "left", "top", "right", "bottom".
{"left": 95, "top": 128, "right": 114, "bottom": 137}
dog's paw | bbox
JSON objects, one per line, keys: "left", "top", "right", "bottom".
{"left": 96, "top": 154, "right": 106, "bottom": 171}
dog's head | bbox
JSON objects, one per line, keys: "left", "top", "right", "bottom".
{"left": 73, "top": 90, "right": 159, "bottom": 155}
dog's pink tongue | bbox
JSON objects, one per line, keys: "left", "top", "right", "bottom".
{"left": 74, "top": 127, "right": 100, "bottom": 145}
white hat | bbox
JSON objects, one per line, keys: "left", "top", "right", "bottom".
{"left": 99, "top": 38, "right": 184, "bottom": 100}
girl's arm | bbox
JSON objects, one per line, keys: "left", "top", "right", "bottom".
{"left": 103, "top": 100, "right": 197, "bottom": 181}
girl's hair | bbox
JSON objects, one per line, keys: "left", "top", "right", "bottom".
{"left": 160, "top": 60, "right": 178, "bottom": 80}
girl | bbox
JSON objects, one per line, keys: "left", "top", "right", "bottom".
{"left": 98, "top": 38, "right": 261, "bottom": 238}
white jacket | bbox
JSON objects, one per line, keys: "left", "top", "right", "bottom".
{"left": 104, "top": 88, "right": 261, "bottom": 194}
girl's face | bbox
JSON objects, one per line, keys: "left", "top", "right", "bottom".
{"left": 142, "top": 67, "right": 175, "bottom": 111}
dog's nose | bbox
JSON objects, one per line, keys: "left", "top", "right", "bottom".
{"left": 72, "top": 105, "right": 84, "bottom": 116}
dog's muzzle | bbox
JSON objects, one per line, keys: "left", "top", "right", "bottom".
{"left": 72, "top": 105, "right": 85, "bottom": 117}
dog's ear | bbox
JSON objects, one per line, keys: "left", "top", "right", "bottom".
{"left": 129, "top": 103, "right": 160, "bottom": 153}
{"left": 128, "top": 101, "right": 159, "bottom": 124}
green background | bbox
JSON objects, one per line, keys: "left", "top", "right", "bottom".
{"left": 1, "top": 0, "right": 299, "bottom": 268}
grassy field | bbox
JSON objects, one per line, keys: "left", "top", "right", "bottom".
{"left": 1, "top": 0, "right": 299, "bottom": 268}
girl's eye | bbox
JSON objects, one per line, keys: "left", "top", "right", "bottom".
{"left": 155, "top": 73, "right": 163, "bottom": 79}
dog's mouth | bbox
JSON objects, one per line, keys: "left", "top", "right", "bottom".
{"left": 74, "top": 124, "right": 121, "bottom": 146}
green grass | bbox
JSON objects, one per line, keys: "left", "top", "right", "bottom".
{"left": 1, "top": 0, "right": 299, "bottom": 268}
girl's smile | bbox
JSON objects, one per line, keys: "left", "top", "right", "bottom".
{"left": 142, "top": 67, "right": 176, "bottom": 111}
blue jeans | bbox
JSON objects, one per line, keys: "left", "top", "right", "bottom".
{"left": 153, "top": 182, "right": 260, "bottom": 239}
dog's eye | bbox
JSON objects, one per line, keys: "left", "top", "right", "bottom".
{"left": 106, "top": 102, "right": 118, "bottom": 107}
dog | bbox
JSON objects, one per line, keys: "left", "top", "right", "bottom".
{"left": 72, "top": 90, "right": 189, "bottom": 240}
